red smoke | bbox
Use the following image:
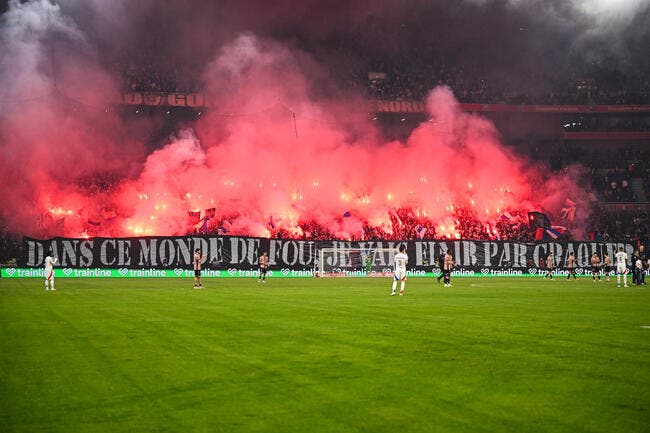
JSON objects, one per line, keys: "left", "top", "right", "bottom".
{"left": 0, "top": 4, "right": 587, "bottom": 240}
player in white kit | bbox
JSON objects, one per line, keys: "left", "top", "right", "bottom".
{"left": 44, "top": 255, "right": 58, "bottom": 291}
{"left": 391, "top": 245, "right": 408, "bottom": 296}
{"left": 614, "top": 247, "right": 629, "bottom": 288}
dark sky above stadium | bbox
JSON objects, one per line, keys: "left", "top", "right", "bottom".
{"left": 10, "top": 0, "right": 646, "bottom": 93}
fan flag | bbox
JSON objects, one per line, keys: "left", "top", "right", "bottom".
{"left": 545, "top": 227, "right": 561, "bottom": 240}
{"left": 561, "top": 198, "right": 576, "bottom": 221}
{"left": 528, "top": 211, "right": 550, "bottom": 229}
{"left": 219, "top": 220, "right": 232, "bottom": 233}
{"left": 187, "top": 210, "right": 201, "bottom": 225}
{"left": 199, "top": 216, "right": 210, "bottom": 233}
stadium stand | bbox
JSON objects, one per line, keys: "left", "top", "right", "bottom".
{"left": 111, "top": 61, "right": 649, "bottom": 246}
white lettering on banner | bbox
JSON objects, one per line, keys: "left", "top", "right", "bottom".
{"left": 229, "top": 237, "right": 260, "bottom": 265}
{"left": 207, "top": 237, "right": 223, "bottom": 264}
{"left": 533, "top": 243, "right": 547, "bottom": 266}
{"left": 190, "top": 237, "right": 209, "bottom": 263}
{"left": 175, "top": 238, "right": 193, "bottom": 265}
{"left": 577, "top": 243, "right": 590, "bottom": 265}
{"left": 117, "top": 240, "right": 132, "bottom": 266}
{"left": 451, "top": 269, "right": 475, "bottom": 276}
{"left": 27, "top": 240, "right": 45, "bottom": 266}
{"left": 158, "top": 239, "right": 176, "bottom": 265}
{"left": 326, "top": 241, "right": 352, "bottom": 266}
{"left": 462, "top": 241, "right": 478, "bottom": 266}
{"left": 269, "top": 239, "right": 283, "bottom": 266}
{"left": 454, "top": 242, "right": 462, "bottom": 265}
{"left": 414, "top": 242, "right": 428, "bottom": 266}
{"left": 80, "top": 240, "right": 94, "bottom": 267}
{"left": 498, "top": 243, "right": 511, "bottom": 266}
{"left": 281, "top": 241, "right": 299, "bottom": 266}
{"left": 130, "top": 269, "right": 166, "bottom": 277}
{"left": 100, "top": 239, "right": 116, "bottom": 266}
{"left": 484, "top": 241, "right": 499, "bottom": 266}
{"left": 550, "top": 243, "right": 563, "bottom": 265}
{"left": 139, "top": 239, "right": 156, "bottom": 266}
{"left": 18, "top": 269, "right": 45, "bottom": 277}
{"left": 491, "top": 269, "right": 523, "bottom": 276}
{"left": 564, "top": 243, "right": 576, "bottom": 265}
{"left": 297, "top": 241, "right": 315, "bottom": 266}
{"left": 74, "top": 268, "right": 111, "bottom": 277}
{"left": 513, "top": 243, "right": 527, "bottom": 267}
{"left": 21, "top": 237, "right": 638, "bottom": 272}
{"left": 61, "top": 240, "right": 79, "bottom": 266}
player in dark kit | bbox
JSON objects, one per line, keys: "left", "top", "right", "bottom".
{"left": 443, "top": 251, "right": 454, "bottom": 287}
{"left": 193, "top": 248, "right": 206, "bottom": 288}
{"left": 565, "top": 252, "right": 577, "bottom": 280}
{"left": 544, "top": 253, "right": 554, "bottom": 279}
{"left": 258, "top": 251, "right": 269, "bottom": 283}
{"left": 603, "top": 253, "right": 612, "bottom": 282}
{"left": 591, "top": 253, "right": 602, "bottom": 282}
{"left": 436, "top": 252, "right": 445, "bottom": 283}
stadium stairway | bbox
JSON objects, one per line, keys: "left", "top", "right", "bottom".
{"left": 631, "top": 177, "right": 647, "bottom": 202}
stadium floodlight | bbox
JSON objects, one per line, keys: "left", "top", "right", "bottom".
{"left": 314, "top": 247, "right": 400, "bottom": 277}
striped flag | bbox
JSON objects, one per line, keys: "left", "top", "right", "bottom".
{"left": 199, "top": 216, "right": 210, "bottom": 233}
{"left": 545, "top": 227, "right": 561, "bottom": 240}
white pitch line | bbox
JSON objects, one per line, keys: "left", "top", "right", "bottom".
{"left": 641, "top": 326, "right": 650, "bottom": 329}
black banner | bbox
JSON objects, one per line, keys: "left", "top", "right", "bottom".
{"left": 22, "top": 236, "right": 634, "bottom": 274}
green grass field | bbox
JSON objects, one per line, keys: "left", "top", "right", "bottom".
{"left": 1, "top": 276, "right": 649, "bottom": 433}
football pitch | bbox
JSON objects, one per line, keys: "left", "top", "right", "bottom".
{"left": 1, "top": 277, "right": 649, "bottom": 433}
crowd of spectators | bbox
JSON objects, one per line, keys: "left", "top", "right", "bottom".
{"left": 0, "top": 230, "right": 20, "bottom": 266}
{"left": 189, "top": 207, "right": 539, "bottom": 242}
{"left": 593, "top": 168, "right": 636, "bottom": 202}
{"left": 517, "top": 140, "right": 648, "bottom": 204}
{"left": 562, "top": 115, "right": 650, "bottom": 132}
{"left": 359, "top": 56, "right": 650, "bottom": 105}
{"left": 587, "top": 210, "right": 648, "bottom": 244}
{"left": 586, "top": 148, "right": 649, "bottom": 203}
{"left": 187, "top": 203, "right": 647, "bottom": 246}
{"left": 76, "top": 172, "right": 122, "bottom": 196}
{"left": 114, "top": 50, "right": 650, "bottom": 106}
